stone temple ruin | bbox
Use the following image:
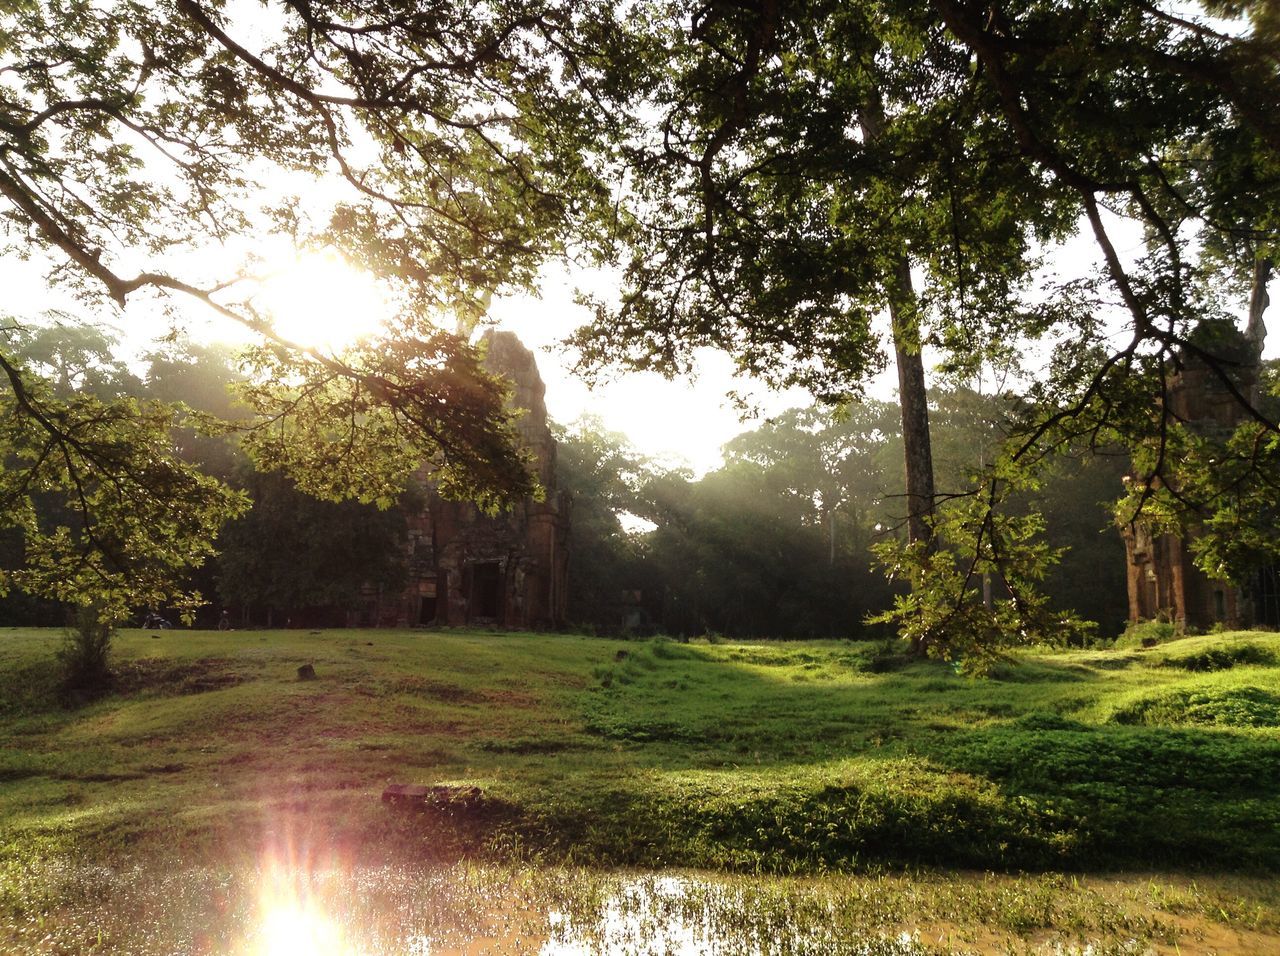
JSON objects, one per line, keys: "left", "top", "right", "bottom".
{"left": 370, "top": 330, "right": 569, "bottom": 629}
{"left": 1121, "top": 315, "right": 1278, "bottom": 631}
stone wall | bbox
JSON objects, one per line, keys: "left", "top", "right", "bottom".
{"left": 387, "top": 330, "right": 569, "bottom": 629}
{"left": 1121, "top": 323, "right": 1259, "bottom": 630}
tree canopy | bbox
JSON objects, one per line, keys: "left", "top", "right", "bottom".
{"left": 2, "top": 0, "right": 1277, "bottom": 639}
{"left": 566, "top": 0, "right": 1279, "bottom": 651}
{"left": 0, "top": 0, "right": 613, "bottom": 615}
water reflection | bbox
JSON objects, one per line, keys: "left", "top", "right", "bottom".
{"left": 408, "top": 875, "right": 925, "bottom": 956}
{"left": 8, "top": 856, "right": 1254, "bottom": 954}
{"left": 259, "top": 903, "right": 349, "bottom": 956}
{"left": 245, "top": 868, "right": 926, "bottom": 956}
{"left": 544, "top": 876, "right": 730, "bottom": 955}
{"left": 252, "top": 858, "right": 358, "bottom": 956}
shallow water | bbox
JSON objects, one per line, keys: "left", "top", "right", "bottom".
{"left": 2, "top": 858, "right": 1275, "bottom": 955}
{"left": 1, "top": 860, "right": 920, "bottom": 955}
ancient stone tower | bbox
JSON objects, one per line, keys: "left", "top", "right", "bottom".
{"left": 1120, "top": 319, "right": 1270, "bottom": 630}
{"left": 391, "top": 330, "right": 569, "bottom": 628}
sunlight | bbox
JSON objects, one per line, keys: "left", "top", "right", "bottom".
{"left": 250, "top": 248, "right": 392, "bottom": 352}
{"left": 251, "top": 856, "right": 357, "bottom": 956}
{"left": 259, "top": 903, "right": 348, "bottom": 956}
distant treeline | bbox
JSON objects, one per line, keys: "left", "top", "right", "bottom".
{"left": 558, "top": 397, "right": 1129, "bottom": 640}
{"left": 0, "top": 323, "right": 1128, "bottom": 636}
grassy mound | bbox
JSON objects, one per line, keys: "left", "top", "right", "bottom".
{"left": 1, "top": 628, "right": 1278, "bottom": 873}
{"left": 1111, "top": 685, "right": 1280, "bottom": 727}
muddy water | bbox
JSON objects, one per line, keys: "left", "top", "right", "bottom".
{"left": 3, "top": 861, "right": 1278, "bottom": 955}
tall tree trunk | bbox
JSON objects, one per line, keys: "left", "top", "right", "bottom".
{"left": 1247, "top": 256, "right": 1272, "bottom": 354}
{"left": 888, "top": 254, "right": 937, "bottom": 548}
{"left": 860, "top": 92, "right": 937, "bottom": 552}
{"left": 829, "top": 506, "right": 836, "bottom": 566}
{"left": 861, "top": 88, "right": 937, "bottom": 656}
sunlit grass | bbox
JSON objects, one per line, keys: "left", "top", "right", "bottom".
{"left": 1, "top": 627, "right": 1279, "bottom": 950}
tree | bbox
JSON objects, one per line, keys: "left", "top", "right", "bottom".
{"left": 632, "top": 415, "right": 896, "bottom": 639}
{"left": 216, "top": 468, "right": 410, "bottom": 626}
{"left": 569, "top": 0, "right": 1280, "bottom": 651}
{"left": 722, "top": 402, "right": 897, "bottom": 563}
{"left": 552, "top": 417, "right": 653, "bottom": 630}
{"left": 0, "top": 0, "right": 611, "bottom": 616}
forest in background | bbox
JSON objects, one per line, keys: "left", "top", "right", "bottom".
{"left": 0, "top": 322, "right": 1129, "bottom": 638}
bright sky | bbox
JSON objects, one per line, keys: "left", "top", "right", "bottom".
{"left": 487, "top": 265, "right": 815, "bottom": 474}
{"left": 3, "top": 0, "right": 1272, "bottom": 479}
{"left": 4, "top": 216, "right": 1276, "bottom": 479}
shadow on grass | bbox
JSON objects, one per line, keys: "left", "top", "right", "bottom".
{"left": 3, "top": 630, "right": 1279, "bottom": 875}
{"left": 549, "top": 640, "right": 1280, "bottom": 872}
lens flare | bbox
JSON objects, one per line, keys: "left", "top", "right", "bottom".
{"left": 251, "top": 855, "right": 356, "bottom": 956}
{"left": 259, "top": 903, "right": 346, "bottom": 956}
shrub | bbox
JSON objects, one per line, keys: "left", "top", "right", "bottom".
{"left": 57, "top": 604, "right": 115, "bottom": 697}
{"left": 1114, "top": 619, "right": 1176, "bottom": 649}
{"left": 862, "top": 639, "right": 911, "bottom": 674}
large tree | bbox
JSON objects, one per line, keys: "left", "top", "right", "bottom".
{"left": 0, "top": 0, "right": 610, "bottom": 616}
{"left": 569, "top": 0, "right": 1280, "bottom": 651}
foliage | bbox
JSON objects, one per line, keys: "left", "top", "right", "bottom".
{"left": 552, "top": 417, "right": 653, "bottom": 630}
{"left": 56, "top": 603, "right": 114, "bottom": 695}
{"left": 572, "top": 1, "right": 1075, "bottom": 400}
{"left": 635, "top": 461, "right": 892, "bottom": 639}
{"left": 870, "top": 473, "right": 1091, "bottom": 669}
{"left": 232, "top": 332, "right": 537, "bottom": 513}
{"left": 723, "top": 402, "right": 898, "bottom": 555}
{"left": 569, "top": 0, "right": 1280, "bottom": 645}
{"left": 556, "top": 394, "right": 1128, "bottom": 644}
{"left": 215, "top": 468, "right": 410, "bottom": 622}
{"left": 0, "top": 0, "right": 612, "bottom": 610}
{"left": 140, "top": 338, "right": 249, "bottom": 479}
{"left": 1115, "top": 619, "right": 1178, "bottom": 649}
{"left": 0, "top": 343, "right": 247, "bottom": 619}
{"left": 1159, "top": 414, "right": 1280, "bottom": 586}
{"left": 1031, "top": 453, "right": 1131, "bottom": 637}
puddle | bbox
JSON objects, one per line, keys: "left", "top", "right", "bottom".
{"left": 234, "top": 871, "right": 927, "bottom": 955}
{"left": 3, "top": 860, "right": 1277, "bottom": 955}
{"left": 530, "top": 876, "right": 925, "bottom": 955}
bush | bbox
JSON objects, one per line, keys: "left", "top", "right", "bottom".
{"left": 1114, "top": 619, "right": 1176, "bottom": 649}
{"left": 57, "top": 604, "right": 115, "bottom": 696}
{"left": 862, "top": 639, "right": 912, "bottom": 674}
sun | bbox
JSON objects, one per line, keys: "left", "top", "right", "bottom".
{"left": 250, "top": 249, "right": 392, "bottom": 352}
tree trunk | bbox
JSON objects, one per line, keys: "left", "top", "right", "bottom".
{"left": 828, "top": 502, "right": 836, "bottom": 566}
{"left": 887, "top": 254, "right": 937, "bottom": 548}
{"left": 1246, "top": 255, "right": 1272, "bottom": 364}
{"left": 860, "top": 93, "right": 936, "bottom": 552}
{"left": 861, "top": 88, "right": 937, "bottom": 656}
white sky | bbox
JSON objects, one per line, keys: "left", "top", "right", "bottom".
{"left": 487, "top": 264, "right": 815, "bottom": 474}
{"left": 3, "top": 211, "right": 1276, "bottom": 479}
{"left": 3, "top": 0, "right": 1270, "bottom": 479}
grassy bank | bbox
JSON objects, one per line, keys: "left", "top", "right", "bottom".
{"left": 2, "top": 627, "right": 1279, "bottom": 873}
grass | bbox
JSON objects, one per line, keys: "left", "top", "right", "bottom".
{"left": 2, "top": 626, "right": 1280, "bottom": 951}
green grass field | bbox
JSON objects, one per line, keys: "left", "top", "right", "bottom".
{"left": 2, "top": 627, "right": 1280, "bottom": 953}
